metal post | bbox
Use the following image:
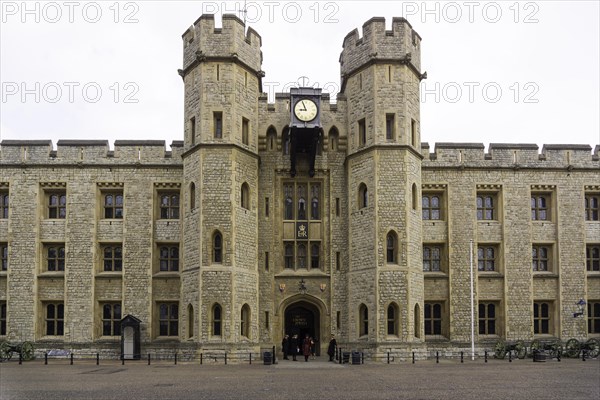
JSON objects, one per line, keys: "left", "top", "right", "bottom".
{"left": 339, "top": 348, "right": 342, "bottom": 364}
{"left": 361, "top": 352, "right": 364, "bottom": 364}
{"left": 484, "top": 351, "right": 488, "bottom": 363}
{"left": 436, "top": 351, "right": 439, "bottom": 364}
{"left": 509, "top": 351, "right": 512, "bottom": 363}
{"left": 249, "top": 353, "right": 252, "bottom": 365}
{"left": 412, "top": 352, "right": 415, "bottom": 364}
{"left": 96, "top": 353, "right": 99, "bottom": 365}
{"left": 200, "top": 353, "right": 203, "bottom": 365}
{"left": 148, "top": 353, "right": 151, "bottom": 365}
{"left": 19, "top": 352, "right": 22, "bottom": 365}
{"left": 469, "top": 239, "right": 475, "bottom": 361}
{"left": 557, "top": 352, "right": 560, "bottom": 362}
{"left": 122, "top": 355, "right": 125, "bottom": 365}
{"left": 225, "top": 352, "right": 227, "bottom": 365}
{"left": 387, "top": 352, "right": 390, "bottom": 364}
{"left": 70, "top": 353, "right": 73, "bottom": 365}
{"left": 582, "top": 350, "right": 586, "bottom": 362}
{"left": 45, "top": 352, "right": 48, "bottom": 365}
{"left": 174, "top": 352, "right": 177, "bottom": 365}
{"left": 272, "top": 345, "right": 276, "bottom": 364}
{"left": 461, "top": 351, "right": 464, "bottom": 363}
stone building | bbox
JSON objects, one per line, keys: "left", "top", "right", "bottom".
{"left": 1, "top": 15, "right": 599, "bottom": 359}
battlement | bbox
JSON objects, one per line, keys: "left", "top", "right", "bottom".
{"left": 181, "top": 14, "right": 262, "bottom": 74}
{"left": 340, "top": 17, "right": 422, "bottom": 81}
{"left": 421, "top": 142, "right": 600, "bottom": 169}
{"left": 0, "top": 140, "right": 184, "bottom": 166}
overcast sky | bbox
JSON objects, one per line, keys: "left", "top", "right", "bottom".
{"left": 1, "top": 1, "right": 599, "bottom": 151}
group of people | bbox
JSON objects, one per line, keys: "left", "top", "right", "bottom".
{"left": 281, "top": 333, "right": 337, "bottom": 362}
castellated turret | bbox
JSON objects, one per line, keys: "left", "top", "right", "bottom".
{"left": 341, "top": 17, "right": 426, "bottom": 347}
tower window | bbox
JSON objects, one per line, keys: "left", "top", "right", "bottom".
{"left": 214, "top": 112, "right": 223, "bottom": 139}
{"left": 385, "top": 114, "right": 395, "bottom": 140}
{"left": 242, "top": 118, "right": 249, "bottom": 145}
{"left": 190, "top": 116, "right": 196, "bottom": 145}
{"left": 213, "top": 232, "right": 223, "bottom": 263}
{"left": 358, "top": 118, "right": 366, "bottom": 146}
{"left": 358, "top": 183, "right": 368, "bottom": 209}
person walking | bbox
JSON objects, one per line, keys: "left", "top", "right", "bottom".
{"left": 327, "top": 334, "right": 337, "bottom": 362}
{"left": 290, "top": 334, "right": 299, "bottom": 361}
{"left": 302, "top": 334, "right": 312, "bottom": 362}
{"left": 282, "top": 334, "right": 290, "bottom": 360}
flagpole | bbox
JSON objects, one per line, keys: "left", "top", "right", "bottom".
{"left": 470, "top": 239, "right": 475, "bottom": 361}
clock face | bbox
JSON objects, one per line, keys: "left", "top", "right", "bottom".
{"left": 294, "top": 99, "right": 318, "bottom": 122}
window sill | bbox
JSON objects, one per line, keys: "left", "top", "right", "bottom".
{"left": 586, "top": 272, "right": 600, "bottom": 278}
{"left": 153, "top": 272, "right": 180, "bottom": 278}
{"left": 96, "top": 272, "right": 122, "bottom": 278}
{"left": 38, "top": 272, "right": 65, "bottom": 278}
{"left": 153, "top": 337, "right": 180, "bottom": 342}
{"left": 477, "top": 272, "right": 504, "bottom": 278}
{"left": 96, "top": 337, "right": 120, "bottom": 342}
{"left": 0, "top": 271, "right": 6, "bottom": 276}
{"left": 424, "top": 272, "right": 448, "bottom": 278}
{"left": 275, "top": 269, "right": 327, "bottom": 277}
{"left": 533, "top": 272, "right": 558, "bottom": 278}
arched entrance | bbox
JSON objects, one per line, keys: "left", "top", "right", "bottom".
{"left": 284, "top": 301, "right": 321, "bottom": 355}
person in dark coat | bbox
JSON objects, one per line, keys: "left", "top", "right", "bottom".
{"left": 302, "top": 334, "right": 312, "bottom": 362}
{"left": 290, "top": 334, "right": 299, "bottom": 361}
{"left": 327, "top": 334, "right": 337, "bottom": 361}
{"left": 282, "top": 334, "right": 290, "bottom": 360}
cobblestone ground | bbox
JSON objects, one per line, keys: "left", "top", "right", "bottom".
{"left": 1, "top": 357, "right": 599, "bottom": 400}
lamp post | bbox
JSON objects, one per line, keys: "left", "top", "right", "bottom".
{"left": 469, "top": 239, "right": 475, "bottom": 361}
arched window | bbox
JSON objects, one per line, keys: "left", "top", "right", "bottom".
{"left": 212, "top": 304, "right": 222, "bottom": 336}
{"left": 284, "top": 242, "right": 294, "bottom": 269}
{"left": 297, "top": 184, "right": 306, "bottom": 220}
{"left": 311, "top": 185, "right": 320, "bottom": 220}
{"left": 358, "top": 183, "right": 368, "bottom": 209}
{"left": 414, "top": 303, "right": 421, "bottom": 338}
{"left": 213, "top": 231, "right": 222, "bottom": 263}
{"left": 267, "top": 126, "right": 277, "bottom": 151}
{"left": 241, "top": 304, "right": 250, "bottom": 338}
{"left": 412, "top": 183, "right": 418, "bottom": 210}
{"left": 359, "top": 304, "right": 369, "bottom": 336}
{"left": 187, "top": 304, "right": 194, "bottom": 339}
{"left": 282, "top": 126, "right": 290, "bottom": 155}
{"left": 189, "top": 182, "right": 196, "bottom": 210}
{"left": 387, "top": 303, "right": 399, "bottom": 336}
{"left": 284, "top": 184, "right": 293, "bottom": 220}
{"left": 328, "top": 126, "right": 339, "bottom": 151}
{"left": 241, "top": 183, "right": 250, "bottom": 210}
{"left": 386, "top": 231, "right": 398, "bottom": 264}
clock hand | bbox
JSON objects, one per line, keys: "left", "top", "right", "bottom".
{"left": 301, "top": 101, "right": 307, "bottom": 111}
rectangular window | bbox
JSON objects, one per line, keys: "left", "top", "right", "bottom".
{"left": 423, "top": 245, "right": 443, "bottom": 272}
{"left": 102, "top": 245, "right": 122, "bottom": 272}
{"left": 0, "top": 243, "right": 7, "bottom": 271}
{"left": 242, "top": 117, "right": 249, "bottom": 145}
{"left": 335, "top": 198, "right": 340, "bottom": 217}
{"left": 158, "top": 245, "right": 179, "bottom": 272}
{"left": 336, "top": 251, "right": 340, "bottom": 271}
{"left": 190, "top": 117, "right": 196, "bottom": 145}
{"left": 158, "top": 192, "right": 180, "bottom": 219}
{"left": 47, "top": 191, "right": 67, "bottom": 219}
{"left": 101, "top": 302, "right": 122, "bottom": 336}
{"left": 588, "top": 301, "right": 600, "bottom": 334}
{"left": 411, "top": 119, "right": 417, "bottom": 147}
{"left": 478, "top": 302, "right": 497, "bottom": 335}
{"left": 532, "top": 244, "right": 551, "bottom": 272}
{"left": 477, "top": 193, "right": 497, "bottom": 220}
{"left": 424, "top": 303, "right": 443, "bottom": 335}
{"left": 310, "top": 242, "right": 320, "bottom": 269}
{"left": 103, "top": 192, "right": 123, "bottom": 219}
{"left": 0, "top": 190, "right": 8, "bottom": 219}
{"left": 265, "top": 252, "right": 269, "bottom": 271}
{"left": 385, "top": 113, "right": 395, "bottom": 140}
{"left": 531, "top": 193, "right": 551, "bottom": 221}
{"left": 0, "top": 301, "right": 6, "bottom": 336}
{"left": 587, "top": 245, "right": 600, "bottom": 272}
{"left": 358, "top": 118, "right": 366, "bottom": 146}
{"left": 214, "top": 112, "right": 223, "bottom": 139}
{"left": 265, "top": 311, "right": 269, "bottom": 329}
{"left": 158, "top": 302, "right": 179, "bottom": 337}
{"left": 477, "top": 245, "right": 497, "bottom": 272}
{"left": 586, "top": 194, "right": 599, "bottom": 221}
{"left": 422, "top": 193, "right": 443, "bottom": 220}
{"left": 265, "top": 197, "right": 269, "bottom": 217}
{"left": 284, "top": 242, "right": 294, "bottom": 269}
{"left": 45, "top": 244, "right": 65, "bottom": 272}
{"left": 534, "top": 301, "right": 552, "bottom": 334}
{"left": 336, "top": 311, "right": 341, "bottom": 330}
{"left": 45, "top": 302, "right": 64, "bottom": 336}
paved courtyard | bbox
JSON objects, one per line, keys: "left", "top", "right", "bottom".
{"left": 1, "top": 357, "right": 599, "bottom": 400}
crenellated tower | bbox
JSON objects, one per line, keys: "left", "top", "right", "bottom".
{"left": 178, "top": 14, "right": 263, "bottom": 353}
{"left": 340, "top": 17, "right": 426, "bottom": 350}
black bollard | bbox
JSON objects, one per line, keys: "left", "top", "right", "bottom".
{"left": 122, "top": 355, "right": 125, "bottom": 365}
{"left": 272, "top": 345, "right": 276, "bottom": 364}
{"left": 387, "top": 352, "right": 390, "bottom": 364}
{"left": 361, "top": 352, "right": 364, "bottom": 364}
{"left": 96, "top": 353, "right": 99, "bottom": 366}
{"left": 200, "top": 353, "right": 203, "bottom": 365}
{"left": 484, "top": 350, "right": 488, "bottom": 363}
{"left": 148, "top": 353, "right": 151, "bottom": 365}
{"left": 436, "top": 351, "right": 439, "bottom": 364}
{"left": 412, "top": 352, "right": 415, "bottom": 364}
{"left": 461, "top": 351, "right": 464, "bottom": 363}
{"left": 225, "top": 352, "right": 227, "bottom": 365}
{"left": 70, "top": 353, "right": 73, "bottom": 365}
{"left": 174, "top": 353, "right": 177, "bottom": 365}
{"left": 249, "top": 353, "right": 252, "bottom": 365}
{"left": 509, "top": 351, "right": 512, "bottom": 362}
{"left": 582, "top": 350, "right": 586, "bottom": 362}
{"left": 339, "top": 348, "right": 342, "bottom": 364}
{"left": 557, "top": 352, "right": 561, "bottom": 362}
{"left": 19, "top": 352, "right": 22, "bottom": 365}
{"left": 45, "top": 352, "right": 48, "bottom": 365}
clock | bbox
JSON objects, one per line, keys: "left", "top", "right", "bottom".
{"left": 294, "top": 99, "right": 318, "bottom": 122}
